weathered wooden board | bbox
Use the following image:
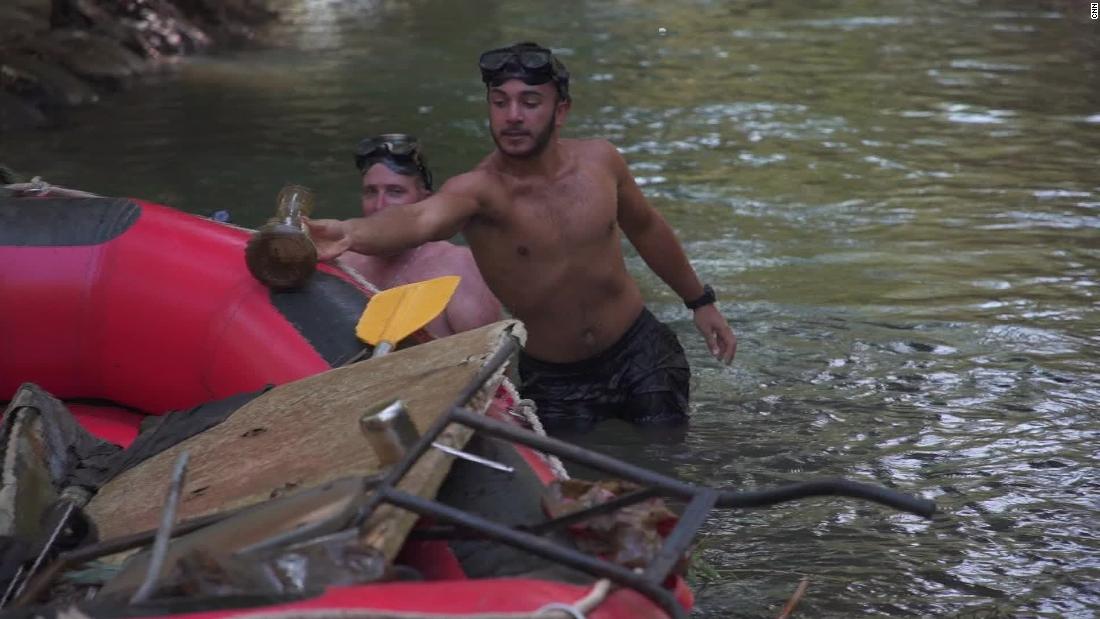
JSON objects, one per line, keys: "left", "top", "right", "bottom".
{"left": 87, "top": 320, "right": 524, "bottom": 562}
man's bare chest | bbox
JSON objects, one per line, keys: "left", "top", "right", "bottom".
{"left": 505, "top": 173, "right": 618, "bottom": 249}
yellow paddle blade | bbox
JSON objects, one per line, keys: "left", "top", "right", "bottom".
{"left": 355, "top": 275, "right": 461, "bottom": 347}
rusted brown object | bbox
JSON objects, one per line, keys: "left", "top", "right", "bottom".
{"left": 543, "top": 479, "right": 684, "bottom": 572}
{"left": 244, "top": 222, "right": 317, "bottom": 290}
{"left": 245, "top": 184, "right": 318, "bottom": 290}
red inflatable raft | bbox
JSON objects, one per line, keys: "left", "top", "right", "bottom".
{"left": 0, "top": 193, "right": 692, "bottom": 619}
{"left": 0, "top": 194, "right": 396, "bottom": 446}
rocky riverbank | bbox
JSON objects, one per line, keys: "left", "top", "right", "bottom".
{"left": 0, "top": 0, "right": 278, "bottom": 138}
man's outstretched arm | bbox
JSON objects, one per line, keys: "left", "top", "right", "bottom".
{"left": 610, "top": 142, "right": 737, "bottom": 364}
{"left": 306, "top": 175, "right": 483, "bottom": 261}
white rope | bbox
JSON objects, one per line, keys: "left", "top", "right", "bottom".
{"left": 329, "top": 258, "right": 382, "bottom": 295}
{"left": 498, "top": 379, "right": 569, "bottom": 481}
{"left": 532, "top": 604, "right": 583, "bottom": 619}
{"left": 535, "top": 579, "right": 612, "bottom": 618}
{"left": 221, "top": 579, "right": 612, "bottom": 619}
{"left": 27, "top": 176, "right": 50, "bottom": 195}
{"left": 2, "top": 177, "right": 98, "bottom": 198}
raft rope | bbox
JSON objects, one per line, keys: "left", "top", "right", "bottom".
{"left": 25, "top": 177, "right": 50, "bottom": 196}
{"left": 331, "top": 260, "right": 569, "bottom": 482}
{"left": 331, "top": 259, "right": 382, "bottom": 295}
{"left": 2, "top": 177, "right": 98, "bottom": 198}
{"left": 217, "top": 579, "right": 612, "bottom": 619}
{"left": 497, "top": 381, "right": 569, "bottom": 482}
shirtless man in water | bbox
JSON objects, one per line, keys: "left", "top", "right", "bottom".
{"left": 339, "top": 134, "right": 500, "bottom": 337}
{"left": 308, "top": 42, "right": 736, "bottom": 432}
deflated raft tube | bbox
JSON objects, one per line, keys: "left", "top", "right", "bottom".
{"left": 0, "top": 194, "right": 390, "bottom": 446}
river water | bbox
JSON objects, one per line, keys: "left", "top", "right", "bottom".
{"left": 4, "top": 1, "right": 1098, "bottom": 616}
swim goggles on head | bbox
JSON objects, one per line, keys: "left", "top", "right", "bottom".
{"left": 354, "top": 133, "right": 433, "bottom": 190}
{"left": 478, "top": 43, "right": 570, "bottom": 100}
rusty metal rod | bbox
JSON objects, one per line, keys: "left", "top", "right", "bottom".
{"left": 130, "top": 451, "right": 189, "bottom": 604}
{"left": 448, "top": 407, "right": 936, "bottom": 518}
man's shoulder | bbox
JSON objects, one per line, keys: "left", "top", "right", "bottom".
{"left": 439, "top": 163, "right": 509, "bottom": 217}
{"left": 564, "top": 137, "right": 620, "bottom": 157}
{"left": 408, "top": 241, "right": 478, "bottom": 278}
{"left": 441, "top": 164, "right": 506, "bottom": 196}
{"left": 562, "top": 139, "right": 625, "bottom": 179}
{"left": 564, "top": 138, "right": 625, "bottom": 173}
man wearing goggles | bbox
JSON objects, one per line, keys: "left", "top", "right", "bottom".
{"left": 478, "top": 42, "right": 570, "bottom": 102}
{"left": 308, "top": 43, "right": 736, "bottom": 433}
{"left": 354, "top": 134, "right": 434, "bottom": 190}
{"left": 341, "top": 134, "right": 501, "bottom": 337}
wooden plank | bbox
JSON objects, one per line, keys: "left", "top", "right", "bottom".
{"left": 87, "top": 320, "right": 524, "bottom": 564}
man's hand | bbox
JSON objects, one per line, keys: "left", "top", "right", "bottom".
{"left": 303, "top": 217, "right": 352, "bottom": 261}
{"left": 693, "top": 305, "right": 736, "bottom": 364}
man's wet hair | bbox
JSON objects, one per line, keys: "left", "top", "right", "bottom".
{"left": 479, "top": 41, "right": 570, "bottom": 102}
{"left": 354, "top": 134, "right": 433, "bottom": 191}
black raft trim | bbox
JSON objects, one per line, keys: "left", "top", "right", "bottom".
{"left": 269, "top": 271, "right": 368, "bottom": 367}
{"left": 0, "top": 197, "right": 140, "bottom": 246}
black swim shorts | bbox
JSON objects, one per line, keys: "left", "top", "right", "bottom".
{"left": 518, "top": 307, "right": 690, "bottom": 432}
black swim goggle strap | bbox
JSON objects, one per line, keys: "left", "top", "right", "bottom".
{"left": 354, "top": 134, "right": 433, "bottom": 190}
{"left": 479, "top": 44, "right": 570, "bottom": 100}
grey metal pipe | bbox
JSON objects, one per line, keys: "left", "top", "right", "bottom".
{"left": 130, "top": 451, "right": 190, "bottom": 604}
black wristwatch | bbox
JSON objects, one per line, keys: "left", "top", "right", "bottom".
{"left": 684, "top": 284, "right": 717, "bottom": 310}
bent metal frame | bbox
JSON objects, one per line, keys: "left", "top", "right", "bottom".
{"left": 359, "top": 335, "right": 936, "bottom": 619}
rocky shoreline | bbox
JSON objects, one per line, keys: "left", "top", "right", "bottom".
{"left": 0, "top": 0, "right": 278, "bottom": 144}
